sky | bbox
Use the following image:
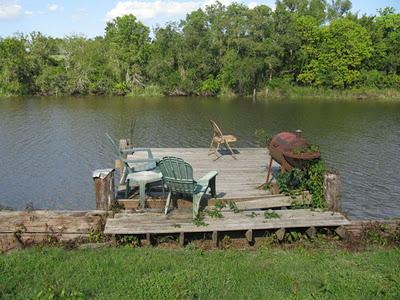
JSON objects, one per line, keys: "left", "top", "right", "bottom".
{"left": 0, "top": 0, "right": 399, "bottom": 38}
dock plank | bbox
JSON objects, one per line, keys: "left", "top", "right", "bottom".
{"left": 124, "top": 148, "right": 274, "bottom": 200}
{"left": 104, "top": 209, "right": 350, "bottom": 234}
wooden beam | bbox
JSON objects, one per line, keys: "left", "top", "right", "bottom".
{"left": 118, "top": 192, "right": 311, "bottom": 210}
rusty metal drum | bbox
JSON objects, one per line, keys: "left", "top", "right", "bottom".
{"left": 268, "top": 130, "right": 320, "bottom": 171}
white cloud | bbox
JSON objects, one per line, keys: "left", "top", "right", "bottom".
{"left": 106, "top": 1, "right": 200, "bottom": 21}
{"left": 248, "top": 1, "right": 258, "bottom": 9}
{"left": 0, "top": 0, "right": 22, "bottom": 20}
{"left": 105, "top": 0, "right": 275, "bottom": 23}
{"left": 24, "top": 10, "right": 33, "bottom": 16}
{"left": 48, "top": 3, "right": 59, "bottom": 12}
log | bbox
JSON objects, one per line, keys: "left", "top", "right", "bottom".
{"left": 324, "top": 171, "right": 341, "bottom": 212}
{"left": 93, "top": 169, "right": 115, "bottom": 211}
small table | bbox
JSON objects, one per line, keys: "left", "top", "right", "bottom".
{"left": 126, "top": 170, "right": 163, "bottom": 209}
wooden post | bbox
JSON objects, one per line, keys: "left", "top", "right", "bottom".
{"left": 324, "top": 171, "right": 341, "bottom": 212}
{"left": 245, "top": 229, "right": 253, "bottom": 244}
{"left": 93, "top": 169, "right": 115, "bottom": 211}
{"left": 179, "top": 232, "right": 185, "bottom": 247}
{"left": 212, "top": 231, "right": 218, "bottom": 248}
{"left": 119, "top": 139, "right": 130, "bottom": 151}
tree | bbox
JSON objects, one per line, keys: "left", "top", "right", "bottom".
{"left": 298, "top": 19, "right": 372, "bottom": 88}
{"left": 105, "top": 14, "right": 150, "bottom": 93}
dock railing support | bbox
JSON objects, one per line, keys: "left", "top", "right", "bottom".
{"left": 93, "top": 169, "right": 115, "bottom": 211}
{"left": 324, "top": 171, "right": 341, "bottom": 212}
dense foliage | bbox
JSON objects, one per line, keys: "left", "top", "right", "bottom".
{"left": 0, "top": 1, "right": 399, "bottom": 96}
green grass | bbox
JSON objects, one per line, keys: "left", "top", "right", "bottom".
{"left": 1, "top": 247, "right": 399, "bottom": 299}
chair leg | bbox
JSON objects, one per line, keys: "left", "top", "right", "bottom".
{"left": 192, "top": 193, "right": 204, "bottom": 219}
{"left": 209, "top": 177, "right": 216, "bottom": 198}
{"left": 164, "top": 191, "right": 172, "bottom": 215}
{"left": 139, "top": 182, "right": 146, "bottom": 209}
{"left": 208, "top": 139, "right": 215, "bottom": 155}
{"left": 125, "top": 179, "right": 130, "bottom": 199}
{"left": 224, "top": 142, "right": 237, "bottom": 159}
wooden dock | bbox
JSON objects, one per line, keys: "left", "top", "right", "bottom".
{"left": 109, "top": 147, "right": 350, "bottom": 238}
{"left": 149, "top": 148, "right": 271, "bottom": 199}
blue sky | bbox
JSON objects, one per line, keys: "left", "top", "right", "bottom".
{"left": 0, "top": 0, "right": 399, "bottom": 38}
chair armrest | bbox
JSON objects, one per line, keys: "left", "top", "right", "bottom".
{"left": 121, "top": 148, "right": 154, "bottom": 158}
{"left": 123, "top": 158, "right": 159, "bottom": 165}
{"left": 198, "top": 171, "right": 218, "bottom": 182}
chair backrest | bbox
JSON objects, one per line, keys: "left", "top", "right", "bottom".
{"left": 126, "top": 149, "right": 156, "bottom": 172}
{"left": 210, "top": 120, "right": 224, "bottom": 137}
{"left": 158, "top": 156, "right": 195, "bottom": 196}
{"left": 105, "top": 133, "right": 122, "bottom": 158}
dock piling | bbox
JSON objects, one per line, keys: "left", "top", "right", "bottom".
{"left": 93, "top": 169, "right": 115, "bottom": 211}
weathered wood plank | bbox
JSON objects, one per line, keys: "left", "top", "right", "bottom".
{"left": 0, "top": 211, "right": 107, "bottom": 234}
{"left": 104, "top": 209, "right": 350, "bottom": 234}
{"left": 118, "top": 193, "right": 310, "bottom": 210}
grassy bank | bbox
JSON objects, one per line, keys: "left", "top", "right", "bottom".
{"left": 1, "top": 86, "right": 400, "bottom": 101}
{"left": 254, "top": 87, "right": 400, "bottom": 101}
{"left": 1, "top": 246, "right": 399, "bottom": 299}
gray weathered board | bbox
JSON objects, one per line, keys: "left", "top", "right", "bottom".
{"left": 104, "top": 209, "right": 350, "bottom": 235}
{"left": 122, "top": 147, "right": 276, "bottom": 200}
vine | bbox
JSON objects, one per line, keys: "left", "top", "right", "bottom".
{"left": 277, "top": 159, "right": 327, "bottom": 209}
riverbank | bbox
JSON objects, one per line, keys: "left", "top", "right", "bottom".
{"left": 1, "top": 87, "right": 400, "bottom": 101}
{"left": 1, "top": 246, "right": 399, "bottom": 299}
{"left": 257, "top": 87, "right": 400, "bottom": 101}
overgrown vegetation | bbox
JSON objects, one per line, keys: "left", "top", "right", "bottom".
{"left": 0, "top": 2, "right": 399, "bottom": 97}
{"left": 1, "top": 247, "right": 399, "bottom": 299}
{"left": 277, "top": 159, "right": 327, "bottom": 209}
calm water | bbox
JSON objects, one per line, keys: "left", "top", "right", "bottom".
{"left": 0, "top": 96, "right": 399, "bottom": 219}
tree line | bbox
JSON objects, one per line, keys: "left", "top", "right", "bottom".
{"left": 0, "top": 0, "right": 399, "bottom": 97}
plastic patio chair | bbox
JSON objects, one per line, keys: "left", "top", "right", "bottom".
{"left": 105, "top": 133, "right": 162, "bottom": 207}
{"left": 158, "top": 156, "right": 218, "bottom": 219}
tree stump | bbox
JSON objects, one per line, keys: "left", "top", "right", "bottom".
{"left": 324, "top": 171, "right": 341, "bottom": 212}
{"left": 93, "top": 169, "right": 115, "bottom": 210}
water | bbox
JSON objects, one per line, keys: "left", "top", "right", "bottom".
{"left": 0, "top": 96, "right": 399, "bottom": 219}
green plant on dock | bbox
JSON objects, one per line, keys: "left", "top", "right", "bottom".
{"left": 205, "top": 199, "right": 225, "bottom": 218}
{"left": 277, "top": 159, "right": 326, "bottom": 209}
{"left": 228, "top": 201, "right": 243, "bottom": 213}
{"left": 111, "top": 201, "right": 125, "bottom": 213}
{"left": 117, "top": 235, "right": 140, "bottom": 247}
{"left": 255, "top": 129, "right": 272, "bottom": 147}
{"left": 214, "top": 199, "right": 226, "bottom": 210}
{"left": 292, "top": 144, "right": 320, "bottom": 155}
{"left": 247, "top": 212, "right": 260, "bottom": 218}
{"left": 264, "top": 210, "right": 280, "bottom": 219}
{"left": 88, "top": 227, "right": 104, "bottom": 243}
{"left": 193, "top": 213, "right": 209, "bottom": 227}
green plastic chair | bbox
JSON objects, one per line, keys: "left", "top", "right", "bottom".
{"left": 158, "top": 156, "right": 218, "bottom": 218}
{"left": 105, "top": 133, "right": 161, "bottom": 205}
